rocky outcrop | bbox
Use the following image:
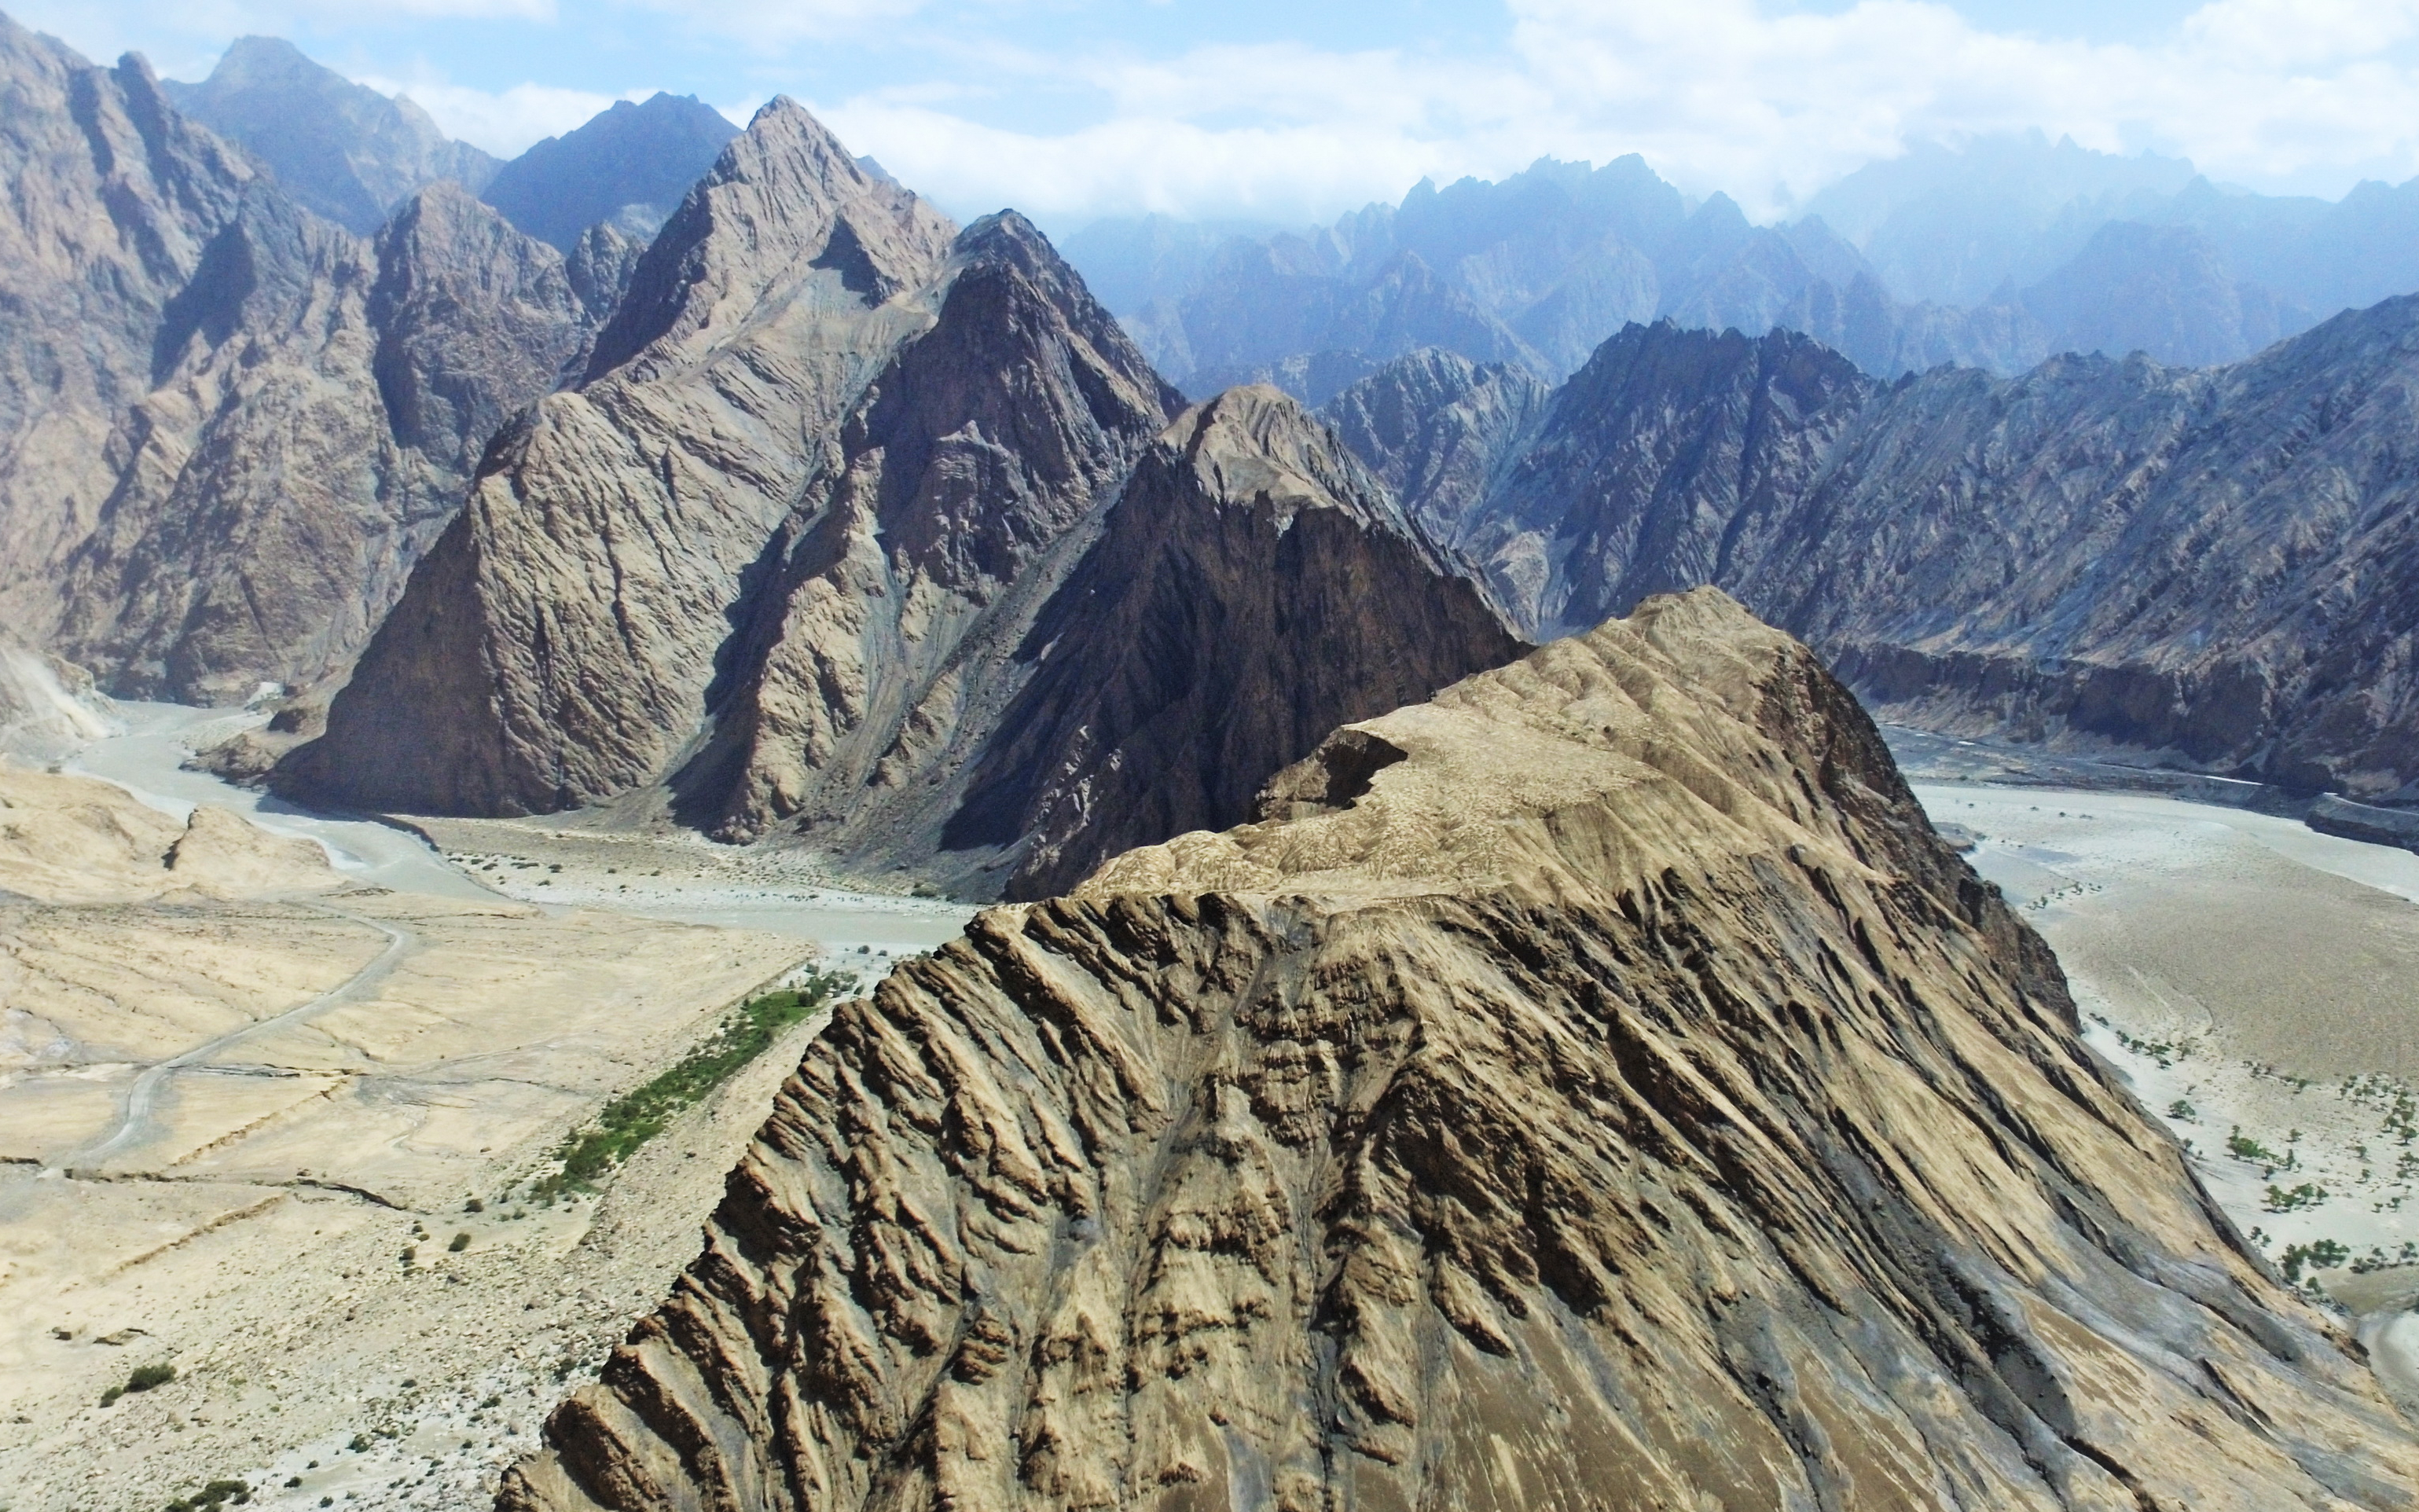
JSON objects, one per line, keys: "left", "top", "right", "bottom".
{"left": 1362, "top": 307, "right": 2419, "bottom": 798}
{"left": 480, "top": 93, "right": 739, "bottom": 252}
{"left": 1459, "top": 321, "right": 1876, "bottom": 639}
{"left": 498, "top": 589, "right": 2415, "bottom": 1512}
{"left": 947, "top": 385, "right": 1528, "bottom": 898}
{"left": 670, "top": 211, "right": 1183, "bottom": 853}
{"left": 0, "top": 19, "right": 595, "bottom": 703}
{"left": 1317, "top": 347, "right": 1551, "bottom": 552}
{"left": 160, "top": 35, "right": 497, "bottom": 235}
{"left": 278, "top": 99, "right": 960, "bottom": 813}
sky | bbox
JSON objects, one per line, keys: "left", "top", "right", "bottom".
{"left": 15, "top": 0, "right": 2419, "bottom": 230}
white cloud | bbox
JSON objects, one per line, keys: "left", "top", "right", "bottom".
{"left": 354, "top": 75, "right": 632, "bottom": 156}
{"left": 618, "top": 0, "right": 929, "bottom": 45}
{"left": 816, "top": 0, "right": 2419, "bottom": 226}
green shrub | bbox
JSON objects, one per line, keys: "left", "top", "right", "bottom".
{"left": 447, "top": 1231, "right": 470, "bottom": 1253}
{"left": 530, "top": 972, "right": 847, "bottom": 1200}
{"left": 106, "top": 1360, "right": 176, "bottom": 1401}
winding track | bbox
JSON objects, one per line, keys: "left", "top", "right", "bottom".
{"left": 50, "top": 907, "right": 420, "bottom": 1174}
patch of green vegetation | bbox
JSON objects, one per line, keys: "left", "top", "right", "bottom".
{"left": 2280, "top": 1239, "right": 2351, "bottom": 1283}
{"left": 101, "top": 1360, "right": 175, "bottom": 1406}
{"left": 161, "top": 1479, "right": 251, "bottom": 1511}
{"left": 2166, "top": 1099, "right": 2196, "bottom": 1121}
{"left": 2226, "top": 1128, "right": 2279, "bottom": 1164}
{"left": 2266, "top": 1182, "right": 2329, "bottom": 1213}
{"left": 447, "top": 1231, "right": 470, "bottom": 1253}
{"left": 531, "top": 972, "right": 847, "bottom": 1202}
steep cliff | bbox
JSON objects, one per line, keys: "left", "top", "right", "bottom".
{"left": 1357, "top": 308, "right": 2419, "bottom": 798}
{"left": 0, "top": 20, "right": 590, "bottom": 702}
{"left": 947, "top": 385, "right": 1528, "bottom": 899}
{"left": 671, "top": 211, "right": 1182, "bottom": 853}
{"left": 500, "top": 589, "right": 2414, "bottom": 1512}
{"left": 279, "top": 99, "right": 960, "bottom": 813}
{"left": 1316, "top": 347, "right": 1552, "bottom": 554}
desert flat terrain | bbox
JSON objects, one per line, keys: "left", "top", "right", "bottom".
{"left": 1913, "top": 780, "right": 2419, "bottom": 1309}
{"left": 0, "top": 753, "right": 835, "bottom": 1512}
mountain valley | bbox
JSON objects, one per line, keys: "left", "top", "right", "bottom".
{"left": 9, "top": 9, "right": 2419, "bottom": 1510}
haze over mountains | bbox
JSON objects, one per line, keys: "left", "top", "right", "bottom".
{"left": 1077, "top": 134, "right": 2419, "bottom": 402}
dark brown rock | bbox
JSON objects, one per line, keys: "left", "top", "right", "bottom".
{"left": 945, "top": 384, "right": 1529, "bottom": 898}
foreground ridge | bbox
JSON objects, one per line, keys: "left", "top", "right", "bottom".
{"left": 501, "top": 589, "right": 2414, "bottom": 1512}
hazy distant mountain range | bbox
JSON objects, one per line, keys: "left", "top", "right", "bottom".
{"left": 1067, "top": 135, "right": 2419, "bottom": 401}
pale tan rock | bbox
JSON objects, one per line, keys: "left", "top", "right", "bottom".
{"left": 0, "top": 763, "right": 333, "bottom": 903}
{"left": 503, "top": 589, "right": 2416, "bottom": 1511}
{"left": 0, "top": 18, "right": 596, "bottom": 702}
{"left": 281, "top": 99, "right": 960, "bottom": 815}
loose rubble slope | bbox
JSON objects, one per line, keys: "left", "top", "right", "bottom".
{"left": 511, "top": 587, "right": 2413, "bottom": 1510}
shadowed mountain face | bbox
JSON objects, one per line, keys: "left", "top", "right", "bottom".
{"left": 943, "top": 384, "right": 1529, "bottom": 899}
{"left": 497, "top": 589, "right": 2418, "bottom": 1512}
{"left": 0, "top": 17, "right": 595, "bottom": 703}
{"left": 161, "top": 35, "right": 498, "bottom": 234}
{"left": 279, "top": 134, "right": 1522, "bottom": 902}
{"left": 1344, "top": 303, "right": 2419, "bottom": 799}
{"left": 479, "top": 92, "right": 740, "bottom": 251}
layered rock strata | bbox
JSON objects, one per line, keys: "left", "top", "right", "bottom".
{"left": 947, "top": 384, "right": 1528, "bottom": 898}
{"left": 670, "top": 212, "right": 1182, "bottom": 854}
{"left": 278, "top": 100, "right": 960, "bottom": 813}
{"left": 500, "top": 588, "right": 2417, "bottom": 1511}
{"left": 282, "top": 129, "right": 1519, "bottom": 905}
{"left": 0, "top": 18, "right": 594, "bottom": 701}
{"left": 1353, "top": 306, "right": 2419, "bottom": 798}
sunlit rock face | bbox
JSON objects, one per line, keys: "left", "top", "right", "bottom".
{"left": 501, "top": 589, "right": 2417, "bottom": 1512}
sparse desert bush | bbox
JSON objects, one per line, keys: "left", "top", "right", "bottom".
{"left": 2227, "top": 1127, "right": 2278, "bottom": 1163}
{"left": 101, "top": 1360, "right": 175, "bottom": 1406}
{"left": 448, "top": 1231, "right": 470, "bottom": 1252}
{"left": 2266, "top": 1182, "right": 2329, "bottom": 1213}
{"left": 2280, "top": 1239, "right": 2351, "bottom": 1283}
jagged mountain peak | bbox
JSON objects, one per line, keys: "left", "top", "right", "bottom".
{"left": 943, "top": 380, "right": 1526, "bottom": 899}
{"left": 578, "top": 94, "right": 954, "bottom": 384}
{"left": 159, "top": 31, "right": 497, "bottom": 235}
{"left": 476, "top": 89, "right": 736, "bottom": 252}
{"left": 1169, "top": 382, "right": 1424, "bottom": 543}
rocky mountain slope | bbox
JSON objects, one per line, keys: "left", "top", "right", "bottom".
{"left": 498, "top": 589, "right": 2417, "bottom": 1512}
{"left": 947, "top": 384, "right": 1525, "bottom": 898}
{"left": 1317, "top": 347, "right": 1552, "bottom": 555}
{"left": 665, "top": 209, "right": 1183, "bottom": 860}
{"left": 1349, "top": 302, "right": 2419, "bottom": 799}
{"left": 161, "top": 35, "right": 498, "bottom": 234}
{"left": 284, "top": 155, "right": 1522, "bottom": 904}
{"left": 479, "top": 92, "right": 740, "bottom": 251}
{"left": 0, "top": 15, "right": 601, "bottom": 703}
{"left": 278, "top": 97, "right": 962, "bottom": 815}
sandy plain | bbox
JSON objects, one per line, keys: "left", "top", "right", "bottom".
{"left": 1908, "top": 772, "right": 2419, "bottom": 1316}
{"left": 0, "top": 706, "right": 973, "bottom": 1512}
